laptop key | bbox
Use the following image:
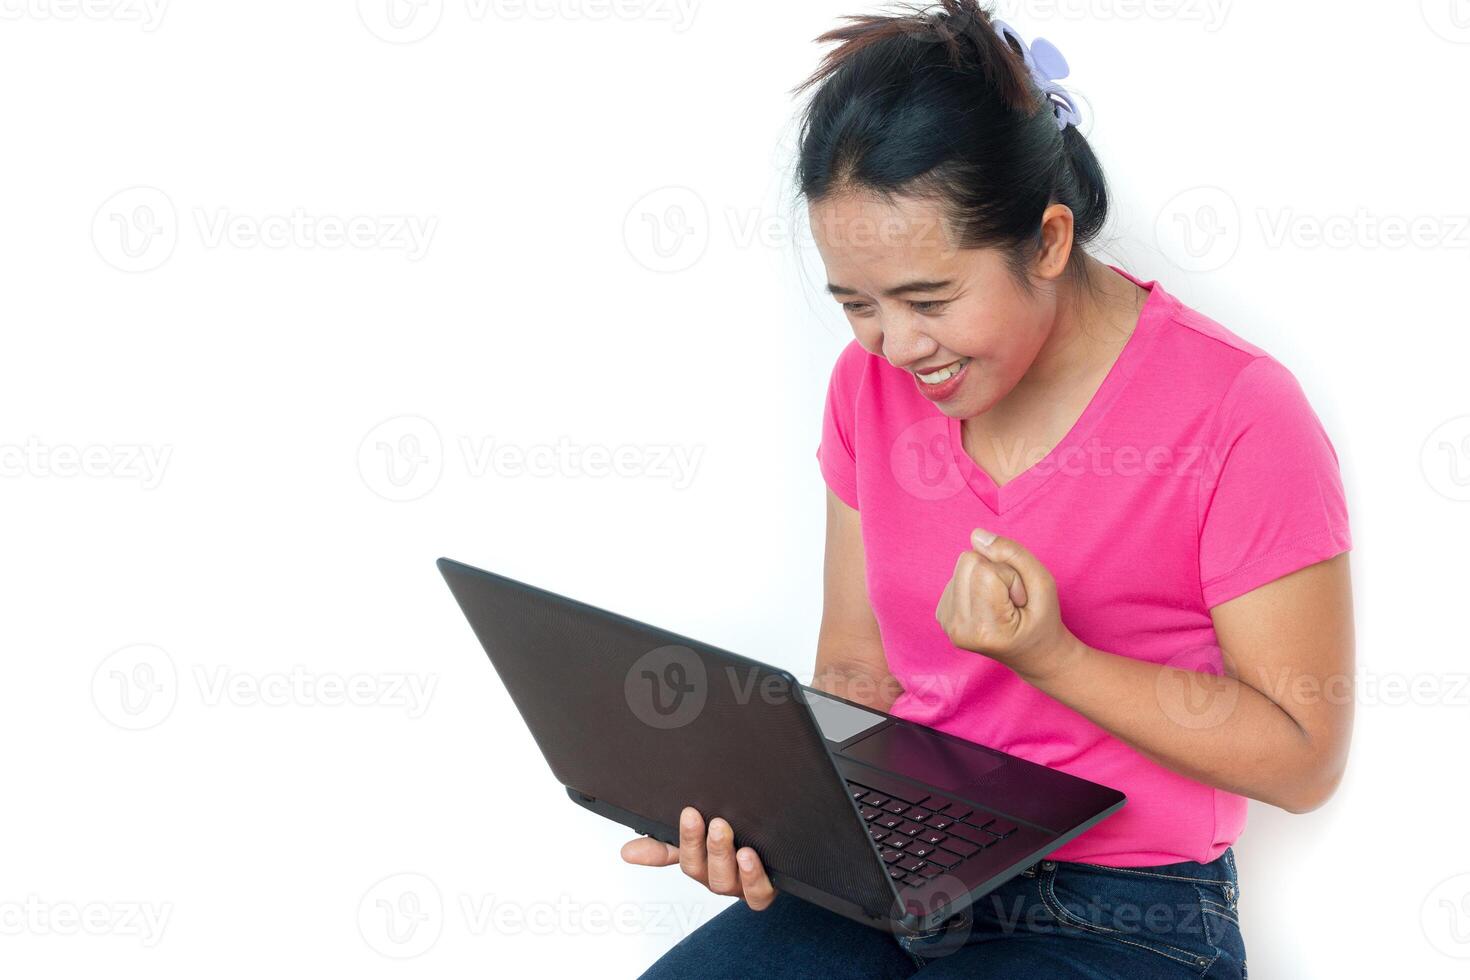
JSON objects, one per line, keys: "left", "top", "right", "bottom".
{"left": 879, "top": 816, "right": 904, "bottom": 830}
{"left": 945, "top": 822, "right": 987, "bottom": 846}
{"left": 923, "top": 814, "right": 953, "bottom": 830}
{"left": 942, "top": 837, "right": 980, "bottom": 858}
{"left": 902, "top": 873, "right": 928, "bottom": 889}
{"left": 988, "top": 820, "right": 1018, "bottom": 837}
{"left": 962, "top": 810, "right": 996, "bottom": 831}
{"left": 925, "top": 848, "right": 963, "bottom": 870}
{"left": 897, "top": 856, "right": 926, "bottom": 873}
{"left": 908, "top": 842, "right": 936, "bottom": 858}
{"left": 939, "top": 802, "right": 973, "bottom": 820}
{"left": 906, "top": 806, "right": 935, "bottom": 823}
{"left": 888, "top": 867, "right": 907, "bottom": 880}
{"left": 880, "top": 848, "right": 903, "bottom": 864}
{"left": 859, "top": 806, "right": 881, "bottom": 822}
{"left": 883, "top": 801, "right": 909, "bottom": 815}
{"left": 883, "top": 834, "right": 910, "bottom": 850}
{"left": 849, "top": 785, "right": 869, "bottom": 799}
{"left": 897, "top": 820, "right": 927, "bottom": 836}
{"left": 917, "top": 864, "right": 942, "bottom": 879}
{"left": 847, "top": 772, "right": 931, "bottom": 807}
{"left": 918, "top": 829, "right": 947, "bottom": 846}
{"left": 861, "top": 793, "right": 890, "bottom": 808}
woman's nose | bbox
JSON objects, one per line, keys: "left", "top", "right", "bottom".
{"left": 880, "top": 315, "right": 938, "bottom": 369}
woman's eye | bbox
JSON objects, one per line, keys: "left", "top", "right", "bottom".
{"left": 841, "top": 300, "right": 947, "bottom": 316}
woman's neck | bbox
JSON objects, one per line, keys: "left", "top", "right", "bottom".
{"left": 1014, "top": 256, "right": 1148, "bottom": 400}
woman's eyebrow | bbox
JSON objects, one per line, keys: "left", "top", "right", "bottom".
{"left": 826, "top": 279, "right": 955, "bottom": 298}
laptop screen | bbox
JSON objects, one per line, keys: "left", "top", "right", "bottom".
{"left": 802, "top": 687, "right": 887, "bottom": 744}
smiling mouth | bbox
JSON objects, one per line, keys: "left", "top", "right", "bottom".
{"left": 915, "top": 358, "right": 971, "bottom": 385}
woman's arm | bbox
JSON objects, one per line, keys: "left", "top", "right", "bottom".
{"left": 812, "top": 489, "right": 905, "bottom": 712}
{"left": 936, "top": 530, "right": 1355, "bottom": 814}
{"left": 1036, "top": 556, "right": 1353, "bottom": 813}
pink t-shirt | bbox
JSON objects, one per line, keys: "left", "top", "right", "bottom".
{"left": 816, "top": 267, "right": 1351, "bottom": 866}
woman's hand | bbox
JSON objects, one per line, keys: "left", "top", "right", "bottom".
{"left": 619, "top": 806, "right": 777, "bottom": 911}
{"left": 935, "top": 528, "right": 1082, "bottom": 683}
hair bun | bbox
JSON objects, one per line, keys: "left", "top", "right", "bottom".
{"left": 795, "top": 1, "right": 1110, "bottom": 273}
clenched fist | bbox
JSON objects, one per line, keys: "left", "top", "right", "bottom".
{"left": 935, "top": 528, "right": 1080, "bottom": 683}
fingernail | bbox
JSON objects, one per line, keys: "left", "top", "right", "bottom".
{"left": 737, "top": 850, "right": 754, "bottom": 871}
{"left": 972, "top": 527, "right": 996, "bottom": 547}
{"left": 681, "top": 807, "right": 697, "bottom": 829}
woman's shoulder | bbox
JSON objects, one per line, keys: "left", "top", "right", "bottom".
{"left": 824, "top": 337, "right": 906, "bottom": 407}
{"left": 1147, "top": 281, "right": 1328, "bottom": 442}
{"left": 829, "top": 336, "right": 871, "bottom": 377}
{"left": 1150, "top": 280, "right": 1271, "bottom": 372}
{"left": 1151, "top": 280, "right": 1313, "bottom": 398}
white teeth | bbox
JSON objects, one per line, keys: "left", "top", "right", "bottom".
{"left": 918, "top": 359, "right": 969, "bottom": 384}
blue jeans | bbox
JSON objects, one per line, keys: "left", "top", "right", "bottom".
{"left": 639, "top": 849, "right": 1246, "bottom": 978}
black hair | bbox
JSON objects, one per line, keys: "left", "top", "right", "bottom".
{"left": 793, "top": 0, "right": 1109, "bottom": 286}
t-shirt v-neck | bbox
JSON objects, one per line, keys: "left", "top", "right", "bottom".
{"left": 947, "top": 266, "right": 1167, "bottom": 514}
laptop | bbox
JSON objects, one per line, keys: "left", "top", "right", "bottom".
{"left": 438, "top": 557, "right": 1125, "bottom": 936}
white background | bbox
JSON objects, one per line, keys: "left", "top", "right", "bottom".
{"left": 3, "top": 1, "right": 1468, "bottom": 976}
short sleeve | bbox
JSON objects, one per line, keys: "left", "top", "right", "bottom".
{"left": 1197, "top": 357, "right": 1352, "bottom": 608}
{"left": 816, "top": 340, "right": 867, "bottom": 509}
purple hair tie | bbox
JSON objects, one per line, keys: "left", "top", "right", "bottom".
{"left": 992, "top": 19, "right": 1082, "bottom": 132}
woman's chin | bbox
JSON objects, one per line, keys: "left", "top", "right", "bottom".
{"left": 934, "top": 385, "right": 995, "bottom": 420}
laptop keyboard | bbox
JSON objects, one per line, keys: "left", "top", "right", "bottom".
{"left": 845, "top": 778, "right": 1018, "bottom": 891}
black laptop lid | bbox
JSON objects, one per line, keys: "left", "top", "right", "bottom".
{"left": 437, "top": 558, "right": 898, "bottom": 919}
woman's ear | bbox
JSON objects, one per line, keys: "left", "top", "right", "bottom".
{"left": 1034, "top": 203, "right": 1076, "bottom": 281}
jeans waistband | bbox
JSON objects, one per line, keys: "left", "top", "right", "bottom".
{"left": 1022, "top": 846, "right": 1237, "bottom": 888}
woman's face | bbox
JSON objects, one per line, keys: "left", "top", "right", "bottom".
{"left": 810, "top": 191, "right": 1060, "bottom": 419}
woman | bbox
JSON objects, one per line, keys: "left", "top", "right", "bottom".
{"left": 623, "top": 2, "right": 1353, "bottom": 976}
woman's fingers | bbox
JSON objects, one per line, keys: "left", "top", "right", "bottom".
{"left": 620, "top": 836, "right": 679, "bottom": 866}
{"left": 704, "top": 817, "right": 741, "bottom": 896}
{"left": 952, "top": 551, "right": 976, "bottom": 620}
{"left": 624, "top": 806, "right": 777, "bottom": 911}
{"left": 986, "top": 558, "right": 1028, "bottom": 607}
{"left": 736, "top": 847, "right": 776, "bottom": 911}
{"left": 976, "top": 557, "right": 1027, "bottom": 611}
{"left": 677, "top": 806, "right": 708, "bottom": 883}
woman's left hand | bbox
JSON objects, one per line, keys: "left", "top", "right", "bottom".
{"left": 935, "top": 528, "right": 1081, "bottom": 683}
